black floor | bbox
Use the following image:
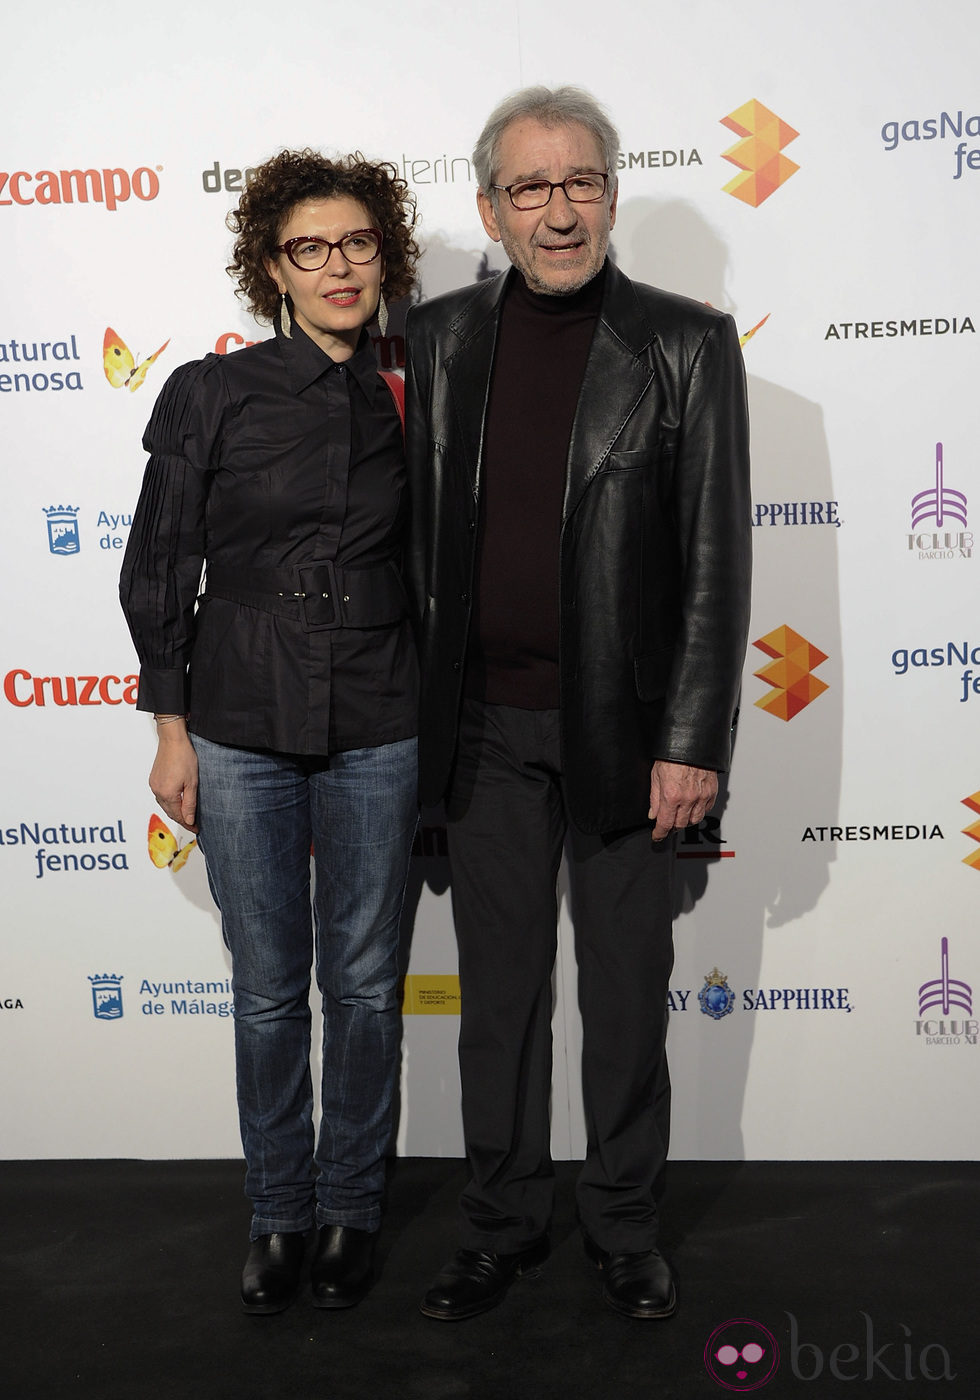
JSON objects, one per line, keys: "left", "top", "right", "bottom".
{"left": 3, "top": 1159, "right": 977, "bottom": 1399}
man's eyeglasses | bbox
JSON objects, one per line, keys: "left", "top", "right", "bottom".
{"left": 491, "top": 172, "right": 609, "bottom": 211}
{"left": 274, "top": 228, "right": 384, "bottom": 271}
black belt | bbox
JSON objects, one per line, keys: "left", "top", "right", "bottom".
{"left": 204, "top": 561, "right": 408, "bottom": 632}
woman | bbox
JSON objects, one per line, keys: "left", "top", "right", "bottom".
{"left": 120, "top": 150, "right": 420, "bottom": 1315}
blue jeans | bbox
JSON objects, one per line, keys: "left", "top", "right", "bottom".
{"left": 193, "top": 734, "right": 418, "bottom": 1240}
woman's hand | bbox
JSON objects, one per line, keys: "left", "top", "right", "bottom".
{"left": 149, "top": 720, "right": 199, "bottom": 833}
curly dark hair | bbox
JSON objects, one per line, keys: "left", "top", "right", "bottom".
{"left": 226, "top": 149, "right": 419, "bottom": 324}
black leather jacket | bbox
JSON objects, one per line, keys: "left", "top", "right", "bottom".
{"left": 406, "top": 261, "right": 752, "bottom": 833}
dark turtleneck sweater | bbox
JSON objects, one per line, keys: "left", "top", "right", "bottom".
{"left": 465, "top": 264, "right": 606, "bottom": 709}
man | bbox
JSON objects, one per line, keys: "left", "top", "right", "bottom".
{"left": 405, "top": 85, "right": 751, "bottom": 1321}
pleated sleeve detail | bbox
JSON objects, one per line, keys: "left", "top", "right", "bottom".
{"left": 119, "top": 356, "right": 227, "bottom": 714}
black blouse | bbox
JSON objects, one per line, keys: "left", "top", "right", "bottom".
{"left": 119, "top": 320, "right": 417, "bottom": 756}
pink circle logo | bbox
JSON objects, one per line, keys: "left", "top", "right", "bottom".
{"left": 704, "top": 1318, "right": 780, "bottom": 1391}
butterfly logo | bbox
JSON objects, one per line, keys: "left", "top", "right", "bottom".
{"left": 147, "top": 813, "right": 197, "bottom": 872}
{"left": 103, "top": 327, "right": 170, "bottom": 391}
{"left": 738, "top": 313, "right": 770, "bottom": 348}
{"left": 703, "top": 305, "right": 770, "bottom": 350}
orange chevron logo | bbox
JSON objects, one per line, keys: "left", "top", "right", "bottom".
{"left": 753, "top": 625, "right": 828, "bottom": 720}
{"left": 721, "top": 100, "right": 799, "bottom": 207}
{"left": 962, "top": 790, "right": 980, "bottom": 871}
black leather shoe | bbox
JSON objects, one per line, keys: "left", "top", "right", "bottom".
{"left": 311, "top": 1224, "right": 379, "bottom": 1309}
{"left": 240, "top": 1231, "right": 307, "bottom": 1315}
{"left": 583, "top": 1235, "right": 677, "bottom": 1319}
{"left": 419, "top": 1239, "right": 549, "bottom": 1321}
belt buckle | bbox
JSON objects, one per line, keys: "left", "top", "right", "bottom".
{"left": 298, "top": 560, "right": 340, "bottom": 630}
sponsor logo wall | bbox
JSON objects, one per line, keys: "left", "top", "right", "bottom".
{"left": 2, "top": 0, "right": 978, "bottom": 1163}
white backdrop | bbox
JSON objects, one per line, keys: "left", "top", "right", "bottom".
{"left": 2, "top": 0, "right": 978, "bottom": 1162}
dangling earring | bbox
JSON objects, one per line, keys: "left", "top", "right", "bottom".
{"left": 376, "top": 290, "right": 388, "bottom": 337}
{"left": 279, "top": 292, "right": 292, "bottom": 339}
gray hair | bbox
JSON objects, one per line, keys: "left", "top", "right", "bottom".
{"left": 472, "top": 85, "right": 621, "bottom": 194}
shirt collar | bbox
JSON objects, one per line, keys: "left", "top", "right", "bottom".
{"left": 275, "top": 309, "right": 379, "bottom": 401}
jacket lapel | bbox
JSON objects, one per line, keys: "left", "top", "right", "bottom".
{"left": 443, "top": 272, "right": 510, "bottom": 497}
{"left": 563, "top": 262, "right": 657, "bottom": 522}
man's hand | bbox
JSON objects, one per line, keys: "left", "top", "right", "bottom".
{"left": 648, "top": 760, "right": 718, "bottom": 842}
